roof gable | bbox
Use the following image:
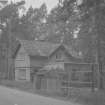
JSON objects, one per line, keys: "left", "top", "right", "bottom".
{"left": 15, "top": 40, "right": 83, "bottom": 59}
{"left": 49, "top": 44, "right": 83, "bottom": 59}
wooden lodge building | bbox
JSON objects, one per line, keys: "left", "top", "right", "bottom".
{"left": 14, "top": 40, "right": 98, "bottom": 93}
{"left": 14, "top": 40, "right": 83, "bottom": 81}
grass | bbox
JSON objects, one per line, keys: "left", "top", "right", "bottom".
{"left": 67, "top": 88, "right": 105, "bottom": 105}
{"left": 0, "top": 80, "right": 33, "bottom": 91}
{"left": 0, "top": 80, "right": 105, "bottom": 105}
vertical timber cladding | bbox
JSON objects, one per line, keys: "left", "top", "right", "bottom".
{"left": 64, "top": 63, "right": 97, "bottom": 89}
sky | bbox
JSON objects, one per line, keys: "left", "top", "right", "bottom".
{"left": 8, "top": 0, "right": 59, "bottom": 12}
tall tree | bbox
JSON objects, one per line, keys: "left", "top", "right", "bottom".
{"left": 42, "top": 1, "right": 83, "bottom": 55}
{"left": 59, "top": 0, "right": 105, "bottom": 89}
{"left": 17, "top": 3, "right": 48, "bottom": 40}
{"left": 0, "top": 0, "right": 25, "bottom": 79}
{"left": 76, "top": 0, "right": 105, "bottom": 89}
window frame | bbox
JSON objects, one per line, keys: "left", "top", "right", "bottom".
{"left": 18, "top": 69, "right": 26, "bottom": 80}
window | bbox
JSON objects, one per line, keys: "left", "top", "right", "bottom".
{"left": 18, "top": 69, "right": 26, "bottom": 80}
{"left": 56, "top": 52, "right": 62, "bottom": 60}
{"left": 16, "top": 53, "right": 25, "bottom": 61}
{"left": 71, "top": 69, "right": 79, "bottom": 81}
{"left": 83, "top": 72, "right": 92, "bottom": 82}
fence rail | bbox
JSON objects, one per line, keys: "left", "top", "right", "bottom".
{"left": 60, "top": 63, "right": 96, "bottom": 94}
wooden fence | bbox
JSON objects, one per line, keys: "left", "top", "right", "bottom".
{"left": 61, "top": 63, "right": 97, "bottom": 95}
{"left": 34, "top": 63, "right": 98, "bottom": 96}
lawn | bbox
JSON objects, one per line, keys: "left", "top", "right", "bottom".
{"left": 0, "top": 80, "right": 33, "bottom": 91}
{"left": 0, "top": 80, "right": 105, "bottom": 105}
{"left": 67, "top": 88, "right": 105, "bottom": 105}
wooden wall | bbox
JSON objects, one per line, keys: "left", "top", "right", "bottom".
{"left": 15, "top": 46, "right": 30, "bottom": 81}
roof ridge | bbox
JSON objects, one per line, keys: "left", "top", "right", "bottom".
{"left": 19, "top": 39, "right": 61, "bottom": 45}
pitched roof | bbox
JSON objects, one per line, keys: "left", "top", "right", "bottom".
{"left": 19, "top": 40, "right": 60, "bottom": 57}
{"left": 18, "top": 40, "right": 82, "bottom": 58}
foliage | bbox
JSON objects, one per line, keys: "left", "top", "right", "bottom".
{"left": 52, "top": 0, "right": 105, "bottom": 63}
{"left": 14, "top": 3, "right": 48, "bottom": 40}
{"left": 1, "top": 0, "right": 105, "bottom": 63}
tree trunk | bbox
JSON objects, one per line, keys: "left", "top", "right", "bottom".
{"left": 7, "top": 18, "right": 14, "bottom": 80}
{"left": 95, "top": 3, "right": 104, "bottom": 89}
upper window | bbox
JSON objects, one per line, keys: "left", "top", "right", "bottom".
{"left": 16, "top": 53, "right": 25, "bottom": 61}
{"left": 56, "top": 52, "right": 62, "bottom": 60}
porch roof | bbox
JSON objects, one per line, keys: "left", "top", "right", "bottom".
{"left": 37, "top": 63, "right": 65, "bottom": 75}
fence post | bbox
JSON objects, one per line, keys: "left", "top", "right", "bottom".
{"left": 91, "top": 64, "right": 95, "bottom": 92}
